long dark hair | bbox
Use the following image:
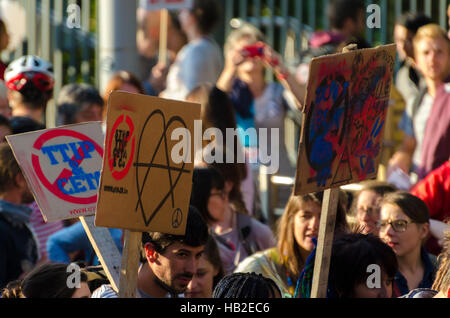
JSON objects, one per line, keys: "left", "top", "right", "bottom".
{"left": 190, "top": 167, "right": 225, "bottom": 223}
{"left": 186, "top": 85, "right": 248, "bottom": 214}
{"left": 204, "top": 235, "right": 225, "bottom": 288}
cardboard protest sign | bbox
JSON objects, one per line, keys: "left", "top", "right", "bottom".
{"left": 6, "top": 122, "right": 104, "bottom": 222}
{"left": 139, "top": 0, "right": 193, "bottom": 11}
{"left": 95, "top": 91, "right": 201, "bottom": 235}
{"left": 294, "top": 44, "right": 396, "bottom": 195}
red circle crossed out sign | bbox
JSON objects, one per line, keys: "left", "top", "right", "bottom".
{"left": 32, "top": 129, "right": 104, "bottom": 205}
{"left": 107, "top": 114, "right": 135, "bottom": 180}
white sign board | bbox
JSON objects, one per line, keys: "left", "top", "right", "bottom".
{"left": 139, "top": 0, "right": 193, "bottom": 11}
{"left": 6, "top": 122, "right": 104, "bottom": 222}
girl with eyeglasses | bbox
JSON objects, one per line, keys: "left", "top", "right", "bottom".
{"left": 378, "top": 192, "right": 438, "bottom": 297}
{"left": 190, "top": 167, "right": 276, "bottom": 275}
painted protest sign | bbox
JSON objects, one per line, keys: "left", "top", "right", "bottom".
{"left": 139, "top": 0, "right": 193, "bottom": 11}
{"left": 294, "top": 44, "right": 396, "bottom": 195}
{"left": 7, "top": 122, "right": 104, "bottom": 222}
{"left": 95, "top": 91, "right": 201, "bottom": 235}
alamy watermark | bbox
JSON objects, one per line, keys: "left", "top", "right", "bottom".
{"left": 366, "top": 264, "right": 382, "bottom": 288}
{"left": 66, "top": 4, "right": 81, "bottom": 29}
{"left": 66, "top": 263, "right": 81, "bottom": 289}
{"left": 171, "top": 120, "right": 280, "bottom": 174}
{"left": 67, "top": 3, "right": 382, "bottom": 30}
{"left": 367, "top": 4, "right": 381, "bottom": 29}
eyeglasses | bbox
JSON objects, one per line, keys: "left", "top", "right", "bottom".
{"left": 209, "top": 191, "right": 226, "bottom": 200}
{"left": 376, "top": 219, "right": 416, "bottom": 232}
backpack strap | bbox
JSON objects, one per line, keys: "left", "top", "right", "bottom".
{"left": 236, "top": 213, "right": 259, "bottom": 256}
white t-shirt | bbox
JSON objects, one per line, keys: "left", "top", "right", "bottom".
{"left": 253, "top": 82, "right": 294, "bottom": 176}
{"left": 161, "top": 37, "right": 223, "bottom": 101}
{"left": 411, "top": 93, "right": 434, "bottom": 168}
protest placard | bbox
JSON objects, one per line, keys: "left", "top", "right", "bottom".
{"left": 294, "top": 44, "right": 397, "bottom": 196}
{"left": 96, "top": 91, "right": 201, "bottom": 235}
{"left": 96, "top": 91, "right": 200, "bottom": 297}
{"left": 293, "top": 44, "right": 396, "bottom": 298}
{"left": 6, "top": 122, "right": 121, "bottom": 293}
{"left": 7, "top": 122, "right": 104, "bottom": 222}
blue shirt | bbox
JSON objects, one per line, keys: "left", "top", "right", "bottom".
{"left": 47, "top": 221, "right": 123, "bottom": 265}
{"left": 393, "top": 248, "right": 437, "bottom": 297}
{"left": 398, "top": 111, "right": 415, "bottom": 138}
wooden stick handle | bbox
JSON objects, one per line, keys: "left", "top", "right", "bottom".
{"left": 310, "top": 187, "right": 340, "bottom": 298}
{"left": 80, "top": 216, "right": 121, "bottom": 293}
{"left": 159, "top": 9, "right": 169, "bottom": 64}
{"left": 119, "top": 230, "right": 141, "bottom": 298}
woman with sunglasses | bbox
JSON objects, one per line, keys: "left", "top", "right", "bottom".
{"left": 378, "top": 192, "right": 438, "bottom": 297}
{"left": 190, "top": 167, "right": 276, "bottom": 274}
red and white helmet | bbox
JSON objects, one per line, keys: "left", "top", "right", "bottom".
{"left": 5, "top": 55, "right": 54, "bottom": 92}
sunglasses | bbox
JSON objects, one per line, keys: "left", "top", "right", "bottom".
{"left": 376, "top": 219, "right": 416, "bottom": 232}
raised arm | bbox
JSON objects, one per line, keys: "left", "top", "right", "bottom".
{"left": 260, "top": 43, "right": 306, "bottom": 111}
{"left": 216, "top": 46, "right": 243, "bottom": 93}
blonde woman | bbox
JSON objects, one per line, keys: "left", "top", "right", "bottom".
{"left": 216, "top": 24, "right": 305, "bottom": 177}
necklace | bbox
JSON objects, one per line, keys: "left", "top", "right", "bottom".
{"left": 283, "top": 256, "right": 296, "bottom": 297}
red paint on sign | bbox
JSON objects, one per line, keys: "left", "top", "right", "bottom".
{"left": 107, "top": 114, "right": 136, "bottom": 180}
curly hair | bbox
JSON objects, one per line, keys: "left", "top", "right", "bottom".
{"left": 432, "top": 223, "right": 450, "bottom": 293}
{"left": 212, "top": 272, "right": 281, "bottom": 298}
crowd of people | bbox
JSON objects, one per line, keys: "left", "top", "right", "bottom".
{"left": 0, "top": 0, "right": 449, "bottom": 299}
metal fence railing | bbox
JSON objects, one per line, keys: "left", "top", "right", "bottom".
{"left": 2, "top": 0, "right": 98, "bottom": 127}
{"left": 3, "top": 0, "right": 450, "bottom": 225}
{"left": 221, "top": 0, "right": 450, "bottom": 62}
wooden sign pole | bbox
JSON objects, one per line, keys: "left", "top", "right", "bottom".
{"left": 310, "top": 187, "right": 340, "bottom": 298}
{"left": 119, "top": 230, "right": 142, "bottom": 298}
{"left": 159, "top": 9, "right": 169, "bottom": 64}
{"left": 311, "top": 46, "right": 356, "bottom": 298}
{"left": 79, "top": 216, "right": 121, "bottom": 293}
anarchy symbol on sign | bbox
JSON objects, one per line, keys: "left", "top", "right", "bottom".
{"left": 134, "top": 109, "right": 191, "bottom": 227}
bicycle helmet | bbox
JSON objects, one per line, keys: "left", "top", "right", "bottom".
{"left": 5, "top": 55, "right": 54, "bottom": 92}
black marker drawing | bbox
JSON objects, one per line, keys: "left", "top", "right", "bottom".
{"left": 134, "top": 109, "right": 190, "bottom": 227}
